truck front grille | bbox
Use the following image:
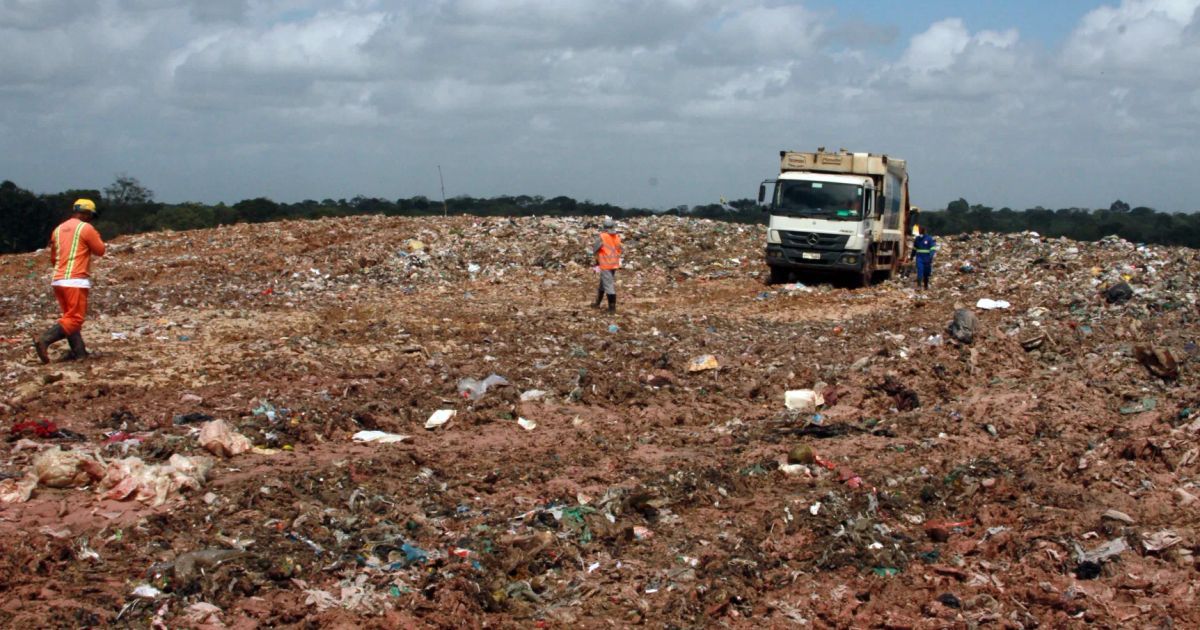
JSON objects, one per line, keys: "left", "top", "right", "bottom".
{"left": 779, "top": 231, "right": 849, "bottom": 251}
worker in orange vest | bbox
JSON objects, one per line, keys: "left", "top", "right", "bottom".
{"left": 590, "top": 217, "right": 623, "bottom": 313}
{"left": 32, "top": 198, "right": 107, "bottom": 363}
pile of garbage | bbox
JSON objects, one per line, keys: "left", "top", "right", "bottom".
{"left": 0, "top": 216, "right": 1197, "bottom": 627}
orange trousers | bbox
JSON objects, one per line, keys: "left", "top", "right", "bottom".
{"left": 53, "top": 286, "right": 89, "bottom": 336}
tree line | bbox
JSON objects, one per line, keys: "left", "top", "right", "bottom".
{"left": 2, "top": 176, "right": 1197, "bottom": 255}
{"left": 919, "top": 198, "right": 1200, "bottom": 247}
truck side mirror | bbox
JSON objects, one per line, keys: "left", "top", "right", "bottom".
{"left": 757, "top": 184, "right": 766, "bottom": 204}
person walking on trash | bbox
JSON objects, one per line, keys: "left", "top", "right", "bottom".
{"left": 32, "top": 198, "right": 107, "bottom": 363}
{"left": 912, "top": 225, "right": 937, "bottom": 290}
{"left": 591, "top": 217, "right": 623, "bottom": 313}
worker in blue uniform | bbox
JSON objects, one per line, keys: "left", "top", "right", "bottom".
{"left": 912, "top": 226, "right": 938, "bottom": 289}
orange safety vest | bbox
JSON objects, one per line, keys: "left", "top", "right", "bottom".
{"left": 50, "top": 218, "right": 105, "bottom": 281}
{"left": 598, "top": 232, "right": 622, "bottom": 270}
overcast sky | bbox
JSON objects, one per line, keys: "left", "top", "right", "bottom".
{"left": 2, "top": 0, "right": 1198, "bottom": 212}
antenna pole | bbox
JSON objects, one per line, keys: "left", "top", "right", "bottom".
{"left": 438, "top": 165, "right": 448, "bottom": 217}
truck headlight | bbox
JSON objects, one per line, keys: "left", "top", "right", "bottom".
{"left": 768, "top": 230, "right": 781, "bottom": 244}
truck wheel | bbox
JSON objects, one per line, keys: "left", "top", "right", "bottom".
{"left": 766, "top": 265, "right": 789, "bottom": 285}
{"left": 858, "top": 260, "right": 872, "bottom": 288}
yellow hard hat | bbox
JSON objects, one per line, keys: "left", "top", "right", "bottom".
{"left": 73, "top": 198, "right": 97, "bottom": 213}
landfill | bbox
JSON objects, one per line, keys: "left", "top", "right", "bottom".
{"left": 0, "top": 215, "right": 1198, "bottom": 627}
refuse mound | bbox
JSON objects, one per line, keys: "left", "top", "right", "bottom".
{"left": 1, "top": 216, "right": 1198, "bottom": 627}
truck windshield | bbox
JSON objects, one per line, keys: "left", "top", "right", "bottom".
{"left": 775, "top": 181, "right": 864, "bottom": 221}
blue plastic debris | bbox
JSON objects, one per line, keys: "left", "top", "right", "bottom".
{"left": 400, "top": 543, "right": 428, "bottom": 566}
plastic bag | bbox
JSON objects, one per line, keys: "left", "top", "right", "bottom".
{"left": 352, "top": 430, "right": 411, "bottom": 444}
{"left": 457, "top": 374, "right": 509, "bottom": 401}
{"left": 0, "top": 475, "right": 38, "bottom": 503}
{"left": 98, "top": 454, "right": 213, "bottom": 506}
{"left": 33, "top": 446, "right": 105, "bottom": 488}
{"left": 198, "top": 419, "right": 252, "bottom": 457}
{"left": 784, "top": 389, "right": 824, "bottom": 412}
{"left": 947, "top": 308, "right": 977, "bottom": 344}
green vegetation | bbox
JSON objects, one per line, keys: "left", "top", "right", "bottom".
{"left": 921, "top": 198, "right": 1200, "bottom": 247}
{"left": 2, "top": 177, "right": 1196, "bottom": 255}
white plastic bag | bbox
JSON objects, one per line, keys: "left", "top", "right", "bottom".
{"left": 457, "top": 374, "right": 509, "bottom": 400}
{"left": 784, "top": 389, "right": 824, "bottom": 412}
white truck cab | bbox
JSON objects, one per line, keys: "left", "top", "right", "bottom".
{"left": 760, "top": 149, "right": 910, "bottom": 286}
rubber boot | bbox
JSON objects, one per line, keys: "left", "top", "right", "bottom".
{"left": 607, "top": 294, "right": 616, "bottom": 313}
{"left": 591, "top": 289, "right": 604, "bottom": 308}
{"left": 61, "top": 332, "right": 88, "bottom": 361}
{"left": 32, "top": 323, "right": 67, "bottom": 365}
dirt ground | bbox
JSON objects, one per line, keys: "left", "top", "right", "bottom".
{"left": 1, "top": 214, "right": 1198, "bottom": 628}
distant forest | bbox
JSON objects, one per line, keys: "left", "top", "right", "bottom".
{"left": 3, "top": 176, "right": 1199, "bottom": 254}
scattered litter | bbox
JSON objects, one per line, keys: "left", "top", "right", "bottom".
{"left": 0, "top": 474, "right": 38, "bottom": 503}
{"left": 183, "top": 602, "right": 224, "bottom": 626}
{"left": 11, "top": 419, "right": 85, "bottom": 441}
{"left": 947, "top": 308, "right": 977, "bottom": 344}
{"left": 937, "top": 593, "right": 962, "bottom": 609}
{"left": 975, "top": 298, "right": 1010, "bottom": 310}
{"left": 519, "top": 389, "right": 548, "bottom": 402}
{"left": 1133, "top": 345, "right": 1179, "bottom": 380}
{"left": 687, "top": 355, "right": 720, "bottom": 372}
{"left": 1020, "top": 334, "right": 1047, "bottom": 351}
{"left": 1101, "top": 509, "right": 1135, "bottom": 525}
{"left": 457, "top": 374, "right": 509, "bottom": 400}
{"left": 924, "top": 519, "right": 974, "bottom": 542}
{"left": 131, "top": 584, "right": 163, "bottom": 599}
{"left": 173, "top": 412, "right": 215, "bottom": 426}
{"left": 1, "top": 214, "right": 1198, "bottom": 626}
{"left": 1105, "top": 282, "right": 1134, "bottom": 304}
{"left": 1075, "top": 537, "right": 1129, "bottom": 579}
{"left": 784, "top": 389, "right": 823, "bottom": 412}
{"left": 34, "top": 446, "right": 105, "bottom": 488}
{"left": 352, "top": 431, "right": 411, "bottom": 444}
{"left": 173, "top": 549, "right": 247, "bottom": 585}
{"left": 98, "top": 454, "right": 214, "bottom": 506}
{"left": 198, "top": 419, "right": 252, "bottom": 457}
{"left": 425, "top": 409, "right": 456, "bottom": 430}
{"left": 787, "top": 444, "right": 815, "bottom": 465}
{"left": 1142, "top": 530, "right": 1183, "bottom": 552}
{"left": 1119, "top": 397, "right": 1156, "bottom": 415}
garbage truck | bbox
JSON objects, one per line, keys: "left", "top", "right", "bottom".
{"left": 759, "top": 148, "right": 912, "bottom": 287}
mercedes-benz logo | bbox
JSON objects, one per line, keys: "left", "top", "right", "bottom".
{"left": 806, "top": 233, "right": 820, "bottom": 245}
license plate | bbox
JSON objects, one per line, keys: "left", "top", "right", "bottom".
{"left": 801, "top": 252, "right": 821, "bottom": 260}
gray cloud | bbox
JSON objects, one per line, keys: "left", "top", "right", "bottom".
{"left": 1, "top": 0, "right": 1198, "bottom": 213}
{"left": 0, "top": 0, "right": 98, "bottom": 30}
